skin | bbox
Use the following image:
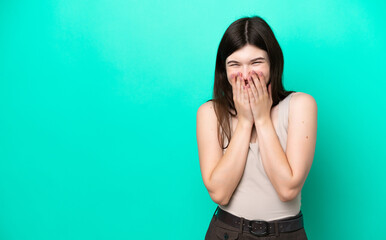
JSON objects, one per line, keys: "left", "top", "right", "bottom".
{"left": 225, "top": 44, "right": 273, "bottom": 142}
{"left": 226, "top": 44, "right": 317, "bottom": 201}
{"left": 196, "top": 44, "right": 317, "bottom": 204}
{"left": 225, "top": 44, "right": 270, "bottom": 88}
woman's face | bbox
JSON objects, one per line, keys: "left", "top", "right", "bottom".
{"left": 225, "top": 44, "right": 270, "bottom": 86}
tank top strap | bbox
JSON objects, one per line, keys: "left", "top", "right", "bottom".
{"left": 278, "top": 92, "right": 296, "bottom": 131}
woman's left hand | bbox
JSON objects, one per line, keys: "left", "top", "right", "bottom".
{"left": 246, "top": 70, "right": 273, "bottom": 126}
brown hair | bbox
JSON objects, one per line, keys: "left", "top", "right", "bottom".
{"left": 208, "top": 15, "right": 295, "bottom": 149}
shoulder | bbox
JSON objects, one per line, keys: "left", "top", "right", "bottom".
{"left": 289, "top": 92, "right": 318, "bottom": 120}
{"left": 197, "top": 100, "right": 215, "bottom": 115}
{"left": 290, "top": 92, "right": 317, "bottom": 111}
{"left": 196, "top": 100, "right": 217, "bottom": 122}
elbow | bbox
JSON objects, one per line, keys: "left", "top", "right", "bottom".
{"left": 209, "top": 190, "right": 230, "bottom": 206}
{"left": 279, "top": 188, "right": 299, "bottom": 202}
{"left": 205, "top": 176, "right": 231, "bottom": 205}
{"left": 218, "top": 196, "right": 230, "bottom": 206}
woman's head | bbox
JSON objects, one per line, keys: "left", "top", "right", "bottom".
{"left": 214, "top": 15, "right": 290, "bottom": 107}
{"left": 225, "top": 44, "right": 271, "bottom": 87}
{"left": 210, "top": 15, "right": 294, "bottom": 148}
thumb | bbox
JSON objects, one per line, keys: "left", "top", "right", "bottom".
{"left": 268, "top": 83, "right": 272, "bottom": 101}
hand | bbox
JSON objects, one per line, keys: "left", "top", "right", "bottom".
{"left": 229, "top": 72, "right": 254, "bottom": 126}
{"left": 246, "top": 70, "right": 273, "bottom": 126}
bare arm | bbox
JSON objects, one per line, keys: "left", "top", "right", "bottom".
{"left": 196, "top": 102, "right": 252, "bottom": 205}
{"left": 208, "top": 119, "right": 252, "bottom": 205}
{"left": 255, "top": 92, "right": 317, "bottom": 201}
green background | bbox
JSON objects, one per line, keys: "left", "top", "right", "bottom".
{"left": 1, "top": 0, "right": 385, "bottom": 239}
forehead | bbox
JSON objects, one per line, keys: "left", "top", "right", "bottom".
{"left": 226, "top": 45, "right": 267, "bottom": 61}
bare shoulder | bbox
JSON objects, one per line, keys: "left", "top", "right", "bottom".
{"left": 289, "top": 91, "right": 317, "bottom": 125}
{"left": 197, "top": 100, "right": 216, "bottom": 118}
{"left": 290, "top": 92, "right": 317, "bottom": 112}
{"left": 196, "top": 100, "right": 219, "bottom": 142}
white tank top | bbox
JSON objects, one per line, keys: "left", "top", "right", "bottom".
{"left": 219, "top": 92, "right": 300, "bottom": 221}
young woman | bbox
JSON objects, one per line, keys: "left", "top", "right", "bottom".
{"left": 196, "top": 16, "right": 317, "bottom": 240}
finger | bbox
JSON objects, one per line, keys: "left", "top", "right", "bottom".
{"left": 234, "top": 73, "right": 239, "bottom": 102}
{"left": 229, "top": 73, "right": 235, "bottom": 89}
{"left": 268, "top": 83, "right": 272, "bottom": 102}
{"left": 230, "top": 73, "right": 236, "bottom": 96}
{"left": 248, "top": 74, "right": 258, "bottom": 101}
{"left": 258, "top": 72, "right": 268, "bottom": 96}
{"left": 242, "top": 80, "right": 249, "bottom": 103}
{"left": 247, "top": 83, "right": 255, "bottom": 103}
{"left": 237, "top": 73, "right": 242, "bottom": 102}
{"left": 252, "top": 71, "right": 264, "bottom": 97}
{"left": 229, "top": 74, "right": 235, "bottom": 100}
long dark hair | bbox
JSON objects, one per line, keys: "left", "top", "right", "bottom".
{"left": 208, "top": 15, "right": 295, "bottom": 149}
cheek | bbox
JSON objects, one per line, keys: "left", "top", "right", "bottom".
{"left": 226, "top": 70, "right": 238, "bottom": 82}
{"left": 251, "top": 66, "right": 268, "bottom": 74}
{"left": 256, "top": 71, "right": 270, "bottom": 85}
{"left": 226, "top": 69, "right": 238, "bottom": 76}
{"left": 259, "top": 67, "right": 270, "bottom": 83}
{"left": 251, "top": 68, "right": 269, "bottom": 82}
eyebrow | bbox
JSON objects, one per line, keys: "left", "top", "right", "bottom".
{"left": 227, "top": 57, "right": 265, "bottom": 64}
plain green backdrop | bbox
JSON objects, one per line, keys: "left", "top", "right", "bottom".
{"left": 1, "top": 0, "right": 385, "bottom": 239}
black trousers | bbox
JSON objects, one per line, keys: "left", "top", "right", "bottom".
{"left": 204, "top": 208, "right": 308, "bottom": 240}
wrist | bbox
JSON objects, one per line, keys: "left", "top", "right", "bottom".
{"left": 238, "top": 118, "right": 253, "bottom": 129}
{"left": 254, "top": 117, "right": 271, "bottom": 129}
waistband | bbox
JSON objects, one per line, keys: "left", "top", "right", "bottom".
{"left": 214, "top": 206, "right": 304, "bottom": 237}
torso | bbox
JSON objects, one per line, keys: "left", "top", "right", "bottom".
{"left": 230, "top": 104, "right": 279, "bottom": 144}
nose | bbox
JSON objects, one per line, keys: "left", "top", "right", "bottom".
{"left": 240, "top": 67, "right": 252, "bottom": 80}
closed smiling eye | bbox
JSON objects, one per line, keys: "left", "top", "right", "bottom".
{"left": 229, "top": 62, "right": 262, "bottom": 66}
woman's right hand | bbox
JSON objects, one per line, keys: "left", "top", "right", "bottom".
{"left": 230, "top": 72, "right": 254, "bottom": 126}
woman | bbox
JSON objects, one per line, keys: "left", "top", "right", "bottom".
{"left": 196, "top": 16, "right": 317, "bottom": 239}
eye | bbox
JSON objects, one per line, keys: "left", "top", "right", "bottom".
{"left": 229, "top": 64, "right": 238, "bottom": 66}
{"left": 253, "top": 61, "right": 262, "bottom": 64}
